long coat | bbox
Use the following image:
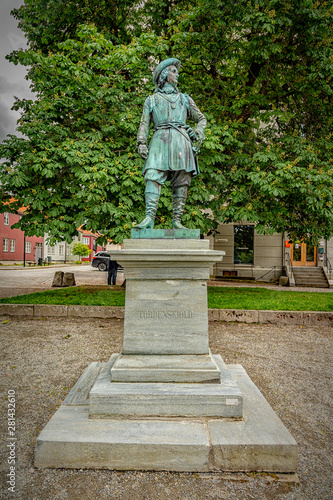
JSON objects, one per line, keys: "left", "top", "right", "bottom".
{"left": 137, "top": 91, "right": 207, "bottom": 176}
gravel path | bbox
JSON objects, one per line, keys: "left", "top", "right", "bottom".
{"left": 1, "top": 317, "right": 332, "bottom": 499}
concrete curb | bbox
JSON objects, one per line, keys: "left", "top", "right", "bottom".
{"left": 0, "top": 304, "right": 332, "bottom": 325}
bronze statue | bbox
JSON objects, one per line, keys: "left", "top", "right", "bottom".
{"left": 135, "top": 58, "right": 207, "bottom": 230}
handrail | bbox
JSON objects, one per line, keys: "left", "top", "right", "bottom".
{"left": 284, "top": 252, "right": 295, "bottom": 286}
{"left": 256, "top": 266, "right": 278, "bottom": 281}
{"left": 326, "top": 257, "right": 332, "bottom": 279}
{"left": 285, "top": 252, "right": 291, "bottom": 269}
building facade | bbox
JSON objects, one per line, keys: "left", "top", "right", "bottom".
{"left": 208, "top": 222, "right": 333, "bottom": 285}
{"left": 0, "top": 210, "right": 43, "bottom": 264}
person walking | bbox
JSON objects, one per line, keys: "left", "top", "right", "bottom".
{"left": 107, "top": 259, "right": 119, "bottom": 286}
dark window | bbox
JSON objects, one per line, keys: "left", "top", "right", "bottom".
{"left": 234, "top": 225, "right": 254, "bottom": 264}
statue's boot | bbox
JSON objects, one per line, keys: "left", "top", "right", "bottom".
{"left": 134, "top": 181, "right": 160, "bottom": 230}
{"left": 172, "top": 186, "right": 188, "bottom": 229}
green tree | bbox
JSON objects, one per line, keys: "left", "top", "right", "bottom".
{"left": 0, "top": 26, "right": 173, "bottom": 244}
{"left": 1, "top": 0, "right": 332, "bottom": 244}
{"left": 169, "top": 0, "right": 333, "bottom": 243}
{"left": 71, "top": 242, "right": 91, "bottom": 259}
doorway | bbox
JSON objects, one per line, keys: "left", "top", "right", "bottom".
{"left": 291, "top": 241, "right": 317, "bottom": 266}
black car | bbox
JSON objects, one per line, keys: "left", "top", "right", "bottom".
{"left": 91, "top": 251, "right": 110, "bottom": 271}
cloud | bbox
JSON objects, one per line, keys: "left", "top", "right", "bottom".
{"left": 0, "top": 100, "right": 18, "bottom": 142}
{"left": 0, "top": 74, "right": 34, "bottom": 142}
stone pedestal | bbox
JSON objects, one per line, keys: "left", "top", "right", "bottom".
{"left": 34, "top": 230, "right": 297, "bottom": 472}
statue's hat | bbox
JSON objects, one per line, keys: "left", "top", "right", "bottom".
{"left": 153, "top": 58, "right": 181, "bottom": 85}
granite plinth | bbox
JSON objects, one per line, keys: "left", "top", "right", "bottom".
{"left": 109, "top": 239, "right": 225, "bottom": 355}
{"left": 89, "top": 355, "right": 242, "bottom": 418}
{"left": 34, "top": 236, "right": 298, "bottom": 472}
{"left": 110, "top": 352, "right": 222, "bottom": 383}
{"left": 122, "top": 279, "right": 210, "bottom": 355}
{"left": 34, "top": 364, "right": 298, "bottom": 472}
{"left": 131, "top": 228, "right": 200, "bottom": 239}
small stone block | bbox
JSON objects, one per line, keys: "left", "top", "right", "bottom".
{"left": 52, "top": 271, "right": 64, "bottom": 287}
{"left": 131, "top": 228, "right": 200, "bottom": 239}
{"left": 62, "top": 272, "right": 76, "bottom": 287}
{"left": 279, "top": 276, "right": 289, "bottom": 286}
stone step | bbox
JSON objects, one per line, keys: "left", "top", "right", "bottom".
{"left": 292, "top": 267, "right": 329, "bottom": 288}
{"left": 295, "top": 283, "right": 329, "bottom": 288}
{"left": 34, "top": 364, "right": 298, "bottom": 472}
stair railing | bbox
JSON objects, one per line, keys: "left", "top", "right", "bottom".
{"left": 285, "top": 252, "right": 295, "bottom": 286}
{"left": 256, "top": 266, "right": 278, "bottom": 282}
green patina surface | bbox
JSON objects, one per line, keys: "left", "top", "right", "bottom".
{"left": 131, "top": 228, "right": 200, "bottom": 239}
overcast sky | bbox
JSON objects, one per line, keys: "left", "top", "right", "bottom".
{"left": 0, "top": 0, "right": 33, "bottom": 142}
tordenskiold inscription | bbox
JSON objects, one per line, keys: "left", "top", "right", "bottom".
{"left": 134, "top": 58, "right": 207, "bottom": 230}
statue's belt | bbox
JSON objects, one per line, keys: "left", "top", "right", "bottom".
{"left": 153, "top": 122, "right": 197, "bottom": 152}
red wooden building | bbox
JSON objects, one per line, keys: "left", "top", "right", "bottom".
{"left": 0, "top": 207, "right": 44, "bottom": 263}
{"left": 79, "top": 228, "right": 104, "bottom": 262}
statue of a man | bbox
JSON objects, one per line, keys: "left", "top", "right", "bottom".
{"left": 134, "top": 58, "right": 207, "bottom": 230}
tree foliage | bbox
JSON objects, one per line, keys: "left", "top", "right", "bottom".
{"left": 1, "top": 0, "right": 332, "bottom": 244}
{"left": 72, "top": 242, "right": 91, "bottom": 258}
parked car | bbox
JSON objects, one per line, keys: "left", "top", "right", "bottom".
{"left": 91, "top": 252, "right": 124, "bottom": 273}
{"left": 91, "top": 251, "right": 110, "bottom": 271}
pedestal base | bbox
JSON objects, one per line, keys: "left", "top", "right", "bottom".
{"left": 110, "top": 351, "right": 222, "bottom": 383}
{"left": 34, "top": 364, "right": 297, "bottom": 472}
{"left": 90, "top": 354, "right": 243, "bottom": 418}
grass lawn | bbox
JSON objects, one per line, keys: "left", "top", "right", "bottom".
{"left": 207, "top": 287, "right": 333, "bottom": 311}
{"left": 0, "top": 285, "right": 332, "bottom": 311}
{"left": 0, "top": 286, "right": 125, "bottom": 307}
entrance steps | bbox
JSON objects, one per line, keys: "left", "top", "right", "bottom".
{"left": 292, "top": 267, "right": 329, "bottom": 288}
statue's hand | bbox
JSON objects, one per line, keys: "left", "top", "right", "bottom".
{"left": 138, "top": 144, "right": 149, "bottom": 160}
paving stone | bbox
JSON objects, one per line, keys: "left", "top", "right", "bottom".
{"left": 67, "top": 305, "right": 124, "bottom": 318}
{"left": 258, "top": 310, "right": 303, "bottom": 325}
{"left": 302, "top": 311, "right": 333, "bottom": 326}
{"left": 218, "top": 309, "right": 259, "bottom": 323}
{"left": 0, "top": 303, "right": 34, "bottom": 316}
{"left": 34, "top": 304, "right": 68, "bottom": 317}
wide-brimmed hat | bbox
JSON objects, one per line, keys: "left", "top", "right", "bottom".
{"left": 153, "top": 58, "right": 181, "bottom": 85}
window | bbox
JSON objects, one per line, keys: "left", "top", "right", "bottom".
{"left": 25, "top": 241, "right": 32, "bottom": 254}
{"left": 4, "top": 212, "right": 9, "bottom": 225}
{"left": 234, "top": 225, "right": 254, "bottom": 264}
{"left": 10, "top": 239, "right": 15, "bottom": 252}
{"left": 59, "top": 244, "right": 64, "bottom": 256}
{"left": 47, "top": 245, "right": 55, "bottom": 255}
{"left": 3, "top": 238, "right": 9, "bottom": 252}
{"left": 82, "top": 237, "right": 89, "bottom": 245}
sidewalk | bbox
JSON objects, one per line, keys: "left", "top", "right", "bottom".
{"left": 208, "top": 279, "right": 333, "bottom": 293}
